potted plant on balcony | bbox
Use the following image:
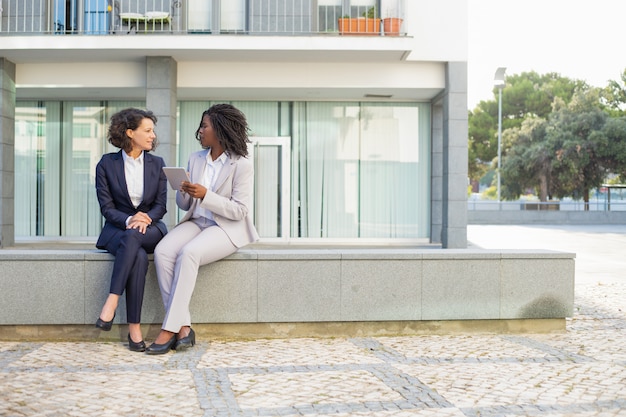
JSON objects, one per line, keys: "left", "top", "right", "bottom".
{"left": 338, "top": 6, "right": 381, "bottom": 35}
{"left": 383, "top": 16, "right": 403, "bottom": 36}
{"left": 382, "top": 5, "right": 403, "bottom": 36}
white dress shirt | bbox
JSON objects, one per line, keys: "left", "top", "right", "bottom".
{"left": 123, "top": 150, "right": 144, "bottom": 226}
{"left": 192, "top": 150, "right": 228, "bottom": 223}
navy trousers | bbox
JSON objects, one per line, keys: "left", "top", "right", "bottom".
{"left": 103, "top": 225, "right": 164, "bottom": 323}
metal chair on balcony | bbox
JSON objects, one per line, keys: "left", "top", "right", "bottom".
{"left": 120, "top": 11, "right": 169, "bottom": 33}
{"left": 145, "top": 11, "right": 170, "bottom": 31}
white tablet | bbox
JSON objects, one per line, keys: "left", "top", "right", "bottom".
{"left": 162, "top": 167, "right": 189, "bottom": 190}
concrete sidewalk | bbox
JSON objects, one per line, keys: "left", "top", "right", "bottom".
{"left": 1, "top": 225, "right": 625, "bottom": 417}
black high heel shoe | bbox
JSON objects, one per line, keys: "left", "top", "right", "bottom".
{"left": 128, "top": 333, "right": 146, "bottom": 352}
{"left": 95, "top": 313, "right": 115, "bottom": 331}
{"left": 145, "top": 334, "right": 177, "bottom": 355}
{"left": 174, "top": 328, "right": 196, "bottom": 352}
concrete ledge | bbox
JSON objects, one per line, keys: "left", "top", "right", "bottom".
{"left": 0, "top": 247, "right": 575, "bottom": 338}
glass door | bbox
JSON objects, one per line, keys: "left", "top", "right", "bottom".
{"left": 84, "top": 0, "right": 109, "bottom": 34}
{"left": 249, "top": 137, "right": 291, "bottom": 240}
{"left": 54, "top": 0, "right": 77, "bottom": 33}
{"left": 221, "top": 0, "right": 245, "bottom": 32}
{"left": 187, "top": 0, "right": 211, "bottom": 32}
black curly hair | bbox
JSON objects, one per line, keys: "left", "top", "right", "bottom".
{"left": 108, "top": 108, "right": 158, "bottom": 152}
{"left": 195, "top": 103, "right": 250, "bottom": 157}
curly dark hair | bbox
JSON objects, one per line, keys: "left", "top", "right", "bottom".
{"left": 108, "top": 108, "right": 158, "bottom": 152}
{"left": 195, "top": 104, "right": 250, "bottom": 157}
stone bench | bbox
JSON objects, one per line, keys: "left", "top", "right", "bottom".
{"left": 0, "top": 247, "right": 575, "bottom": 340}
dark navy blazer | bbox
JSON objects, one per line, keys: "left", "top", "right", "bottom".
{"left": 95, "top": 150, "right": 168, "bottom": 249}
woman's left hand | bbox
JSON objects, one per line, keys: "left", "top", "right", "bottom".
{"left": 127, "top": 219, "right": 150, "bottom": 234}
{"left": 181, "top": 182, "right": 207, "bottom": 200}
{"left": 127, "top": 211, "right": 152, "bottom": 234}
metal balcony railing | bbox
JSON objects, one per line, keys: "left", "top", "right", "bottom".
{"left": 467, "top": 199, "right": 626, "bottom": 212}
{"left": 0, "top": 0, "right": 406, "bottom": 36}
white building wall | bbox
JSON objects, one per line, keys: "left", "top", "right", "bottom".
{"left": 404, "top": 0, "right": 467, "bottom": 62}
{"left": 9, "top": 0, "right": 467, "bottom": 102}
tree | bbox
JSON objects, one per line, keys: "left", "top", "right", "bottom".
{"left": 602, "top": 68, "right": 626, "bottom": 117}
{"left": 468, "top": 105, "right": 497, "bottom": 181}
{"left": 500, "top": 88, "right": 626, "bottom": 206}
{"left": 547, "top": 89, "right": 607, "bottom": 209}
{"left": 468, "top": 71, "right": 585, "bottom": 187}
{"left": 501, "top": 117, "right": 552, "bottom": 201}
{"left": 597, "top": 116, "right": 626, "bottom": 180}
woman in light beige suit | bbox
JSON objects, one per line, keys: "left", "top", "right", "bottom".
{"left": 147, "top": 104, "right": 259, "bottom": 355}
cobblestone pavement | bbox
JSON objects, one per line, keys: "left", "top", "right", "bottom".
{"left": 1, "top": 226, "right": 626, "bottom": 417}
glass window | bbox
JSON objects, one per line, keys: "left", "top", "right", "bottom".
{"left": 349, "top": 0, "right": 377, "bottom": 18}
{"left": 15, "top": 100, "right": 429, "bottom": 241}
{"left": 318, "top": 0, "right": 341, "bottom": 32}
{"left": 292, "top": 102, "right": 430, "bottom": 238}
{"left": 15, "top": 101, "right": 50, "bottom": 236}
{"left": 187, "top": 0, "right": 212, "bottom": 32}
{"left": 221, "top": 0, "right": 245, "bottom": 32}
{"left": 15, "top": 100, "right": 143, "bottom": 238}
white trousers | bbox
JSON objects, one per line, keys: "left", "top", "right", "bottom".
{"left": 153, "top": 220, "right": 237, "bottom": 333}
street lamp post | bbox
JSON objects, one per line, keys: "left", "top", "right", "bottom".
{"left": 494, "top": 67, "right": 506, "bottom": 205}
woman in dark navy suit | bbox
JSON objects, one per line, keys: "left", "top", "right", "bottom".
{"left": 94, "top": 108, "right": 168, "bottom": 352}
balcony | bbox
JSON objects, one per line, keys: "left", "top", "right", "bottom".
{"left": 0, "top": 0, "right": 406, "bottom": 36}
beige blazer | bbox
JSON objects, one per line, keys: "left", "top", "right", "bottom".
{"left": 175, "top": 149, "right": 259, "bottom": 248}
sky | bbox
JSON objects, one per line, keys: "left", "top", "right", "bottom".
{"left": 468, "top": 0, "right": 625, "bottom": 108}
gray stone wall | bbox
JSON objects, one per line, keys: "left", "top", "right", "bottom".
{"left": 0, "top": 58, "right": 15, "bottom": 248}
{"left": 0, "top": 248, "right": 575, "bottom": 326}
{"left": 146, "top": 56, "right": 178, "bottom": 230}
{"left": 440, "top": 62, "right": 468, "bottom": 248}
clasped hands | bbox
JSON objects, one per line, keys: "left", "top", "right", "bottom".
{"left": 127, "top": 212, "right": 152, "bottom": 234}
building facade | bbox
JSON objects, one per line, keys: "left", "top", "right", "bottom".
{"left": 0, "top": 0, "right": 468, "bottom": 248}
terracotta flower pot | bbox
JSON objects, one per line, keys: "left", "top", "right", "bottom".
{"left": 338, "top": 18, "right": 381, "bottom": 35}
{"left": 383, "top": 17, "right": 403, "bottom": 36}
